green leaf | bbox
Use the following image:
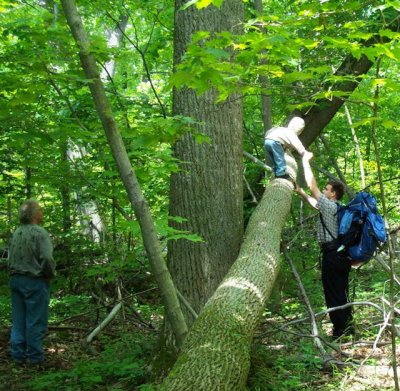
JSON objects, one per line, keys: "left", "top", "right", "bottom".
{"left": 181, "top": 0, "right": 223, "bottom": 10}
{"left": 283, "top": 71, "right": 313, "bottom": 83}
{"left": 205, "top": 47, "right": 230, "bottom": 59}
{"left": 192, "top": 31, "right": 210, "bottom": 43}
{"left": 381, "top": 119, "right": 397, "bottom": 129}
{"left": 197, "top": 0, "right": 224, "bottom": 8}
{"left": 194, "top": 133, "right": 211, "bottom": 144}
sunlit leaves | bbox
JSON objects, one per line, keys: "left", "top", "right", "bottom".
{"left": 170, "top": 1, "right": 400, "bottom": 111}
{"left": 182, "top": 0, "right": 224, "bottom": 10}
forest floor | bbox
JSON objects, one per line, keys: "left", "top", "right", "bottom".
{"left": 0, "top": 315, "right": 398, "bottom": 390}
{"left": 249, "top": 315, "right": 399, "bottom": 391}
{"left": 0, "top": 265, "right": 398, "bottom": 390}
{"left": 0, "top": 316, "right": 157, "bottom": 391}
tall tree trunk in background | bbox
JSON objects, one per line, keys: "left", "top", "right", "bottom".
{"left": 72, "top": 14, "right": 128, "bottom": 242}
{"left": 41, "top": 0, "right": 106, "bottom": 242}
{"left": 344, "top": 103, "right": 366, "bottom": 188}
{"left": 162, "top": 176, "right": 296, "bottom": 390}
{"left": 6, "top": 193, "right": 12, "bottom": 241}
{"left": 101, "top": 15, "right": 128, "bottom": 81}
{"left": 60, "top": 0, "right": 188, "bottom": 348}
{"left": 167, "top": 0, "right": 244, "bottom": 334}
{"left": 25, "top": 166, "right": 32, "bottom": 199}
{"left": 60, "top": 143, "right": 72, "bottom": 232}
{"left": 253, "top": 0, "right": 272, "bottom": 133}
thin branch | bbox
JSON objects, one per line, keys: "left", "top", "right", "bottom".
{"left": 44, "top": 65, "right": 90, "bottom": 133}
{"left": 263, "top": 301, "right": 384, "bottom": 333}
{"left": 243, "top": 150, "right": 272, "bottom": 172}
{"left": 362, "top": 175, "right": 400, "bottom": 191}
{"left": 105, "top": 11, "right": 167, "bottom": 118}
{"left": 375, "top": 254, "right": 400, "bottom": 287}
{"left": 371, "top": 57, "right": 399, "bottom": 391}
{"left": 99, "top": 62, "right": 130, "bottom": 115}
{"left": 176, "top": 289, "right": 198, "bottom": 320}
{"left": 319, "top": 134, "right": 353, "bottom": 197}
{"left": 243, "top": 173, "right": 258, "bottom": 204}
{"left": 282, "top": 247, "right": 333, "bottom": 365}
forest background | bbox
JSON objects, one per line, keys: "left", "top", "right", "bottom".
{"left": 0, "top": 0, "right": 399, "bottom": 390}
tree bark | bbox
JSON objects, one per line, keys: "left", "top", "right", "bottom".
{"left": 301, "top": 52, "right": 373, "bottom": 147}
{"left": 301, "top": 15, "right": 400, "bottom": 147}
{"left": 60, "top": 0, "right": 188, "bottom": 348}
{"left": 168, "top": 0, "right": 244, "bottom": 329}
{"left": 162, "top": 169, "right": 296, "bottom": 390}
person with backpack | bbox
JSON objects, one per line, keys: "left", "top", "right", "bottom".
{"left": 295, "top": 154, "right": 353, "bottom": 339}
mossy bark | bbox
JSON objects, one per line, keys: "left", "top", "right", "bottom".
{"left": 161, "top": 174, "right": 295, "bottom": 390}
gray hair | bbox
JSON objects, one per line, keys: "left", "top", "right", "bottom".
{"left": 19, "top": 199, "right": 41, "bottom": 224}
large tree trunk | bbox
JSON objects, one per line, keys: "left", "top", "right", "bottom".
{"left": 167, "top": 0, "right": 244, "bottom": 331}
{"left": 162, "top": 170, "right": 296, "bottom": 390}
{"left": 60, "top": 0, "right": 188, "bottom": 348}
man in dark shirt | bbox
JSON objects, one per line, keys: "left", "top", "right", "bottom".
{"left": 8, "top": 200, "right": 56, "bottom": 365}
{"left": 296, "top": 154, "right": 352, "bottom": 338}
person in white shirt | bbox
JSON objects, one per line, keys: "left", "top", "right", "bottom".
{"left": 264, "top": 116, "right": 312, "bottom": 179}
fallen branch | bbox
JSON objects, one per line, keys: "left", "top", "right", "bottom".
{"left": 48, "top": 325, "right": 88, "bottom": 332}
{"left": 375, "top": 254, "right": 400, "bottom": 286}
{"left": 86, "top": 302, "right": 122, "bottom": 343}
{"left": 257, "top": 301, "right": 384, "bottom": 338}
{"left": 243, "top": 150, "right": 272, "bottom": 172}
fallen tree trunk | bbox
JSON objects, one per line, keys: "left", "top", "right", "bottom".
{"left": 161, "top": 157, "right": 296, "bottom": 390}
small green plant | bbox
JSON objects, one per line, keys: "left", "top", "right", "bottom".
{"left": 27, "top": 333, "right": 155, "bottom": 391}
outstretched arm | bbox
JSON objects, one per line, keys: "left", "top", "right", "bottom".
{"left": 295, "top": 186, "right": 318, "bottom": 209}
{"left": 302, "top": 154, "right": 321, "bottom": 201}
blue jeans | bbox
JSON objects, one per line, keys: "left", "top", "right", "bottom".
{"left": 10, "top": 274, "right": 50, "bottom": 364}
{"left": 264, "top": 139, "right": 286, "bottom": 176}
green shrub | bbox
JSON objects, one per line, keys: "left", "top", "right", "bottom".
{"left": 27, "top": 333, "right": 155, "bottom": 391}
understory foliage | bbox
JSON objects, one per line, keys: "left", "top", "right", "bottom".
{"left": 0, "top": 0, "right": 399, "bottom": 389}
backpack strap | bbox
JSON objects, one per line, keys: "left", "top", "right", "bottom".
{"left": 319, "top": 201, "right": 341, "bottom": 242}
{"left": 319, "top": 213, "right": 336, "bottom": 241}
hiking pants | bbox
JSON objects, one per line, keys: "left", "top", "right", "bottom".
{"left": 321, "top": 248, "right": 352, "bottom": 337}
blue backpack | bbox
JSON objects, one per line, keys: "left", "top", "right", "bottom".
{"left": 337, "top": 191, "right": 386, "bottom": 263}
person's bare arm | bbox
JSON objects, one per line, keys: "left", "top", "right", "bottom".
{"left": 302, "top": 154, "right": 321, "bottom": 201}
{"left": 295, "top": 186, "right": 318, "bottom": 209}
